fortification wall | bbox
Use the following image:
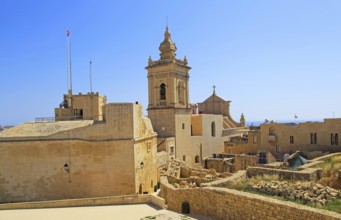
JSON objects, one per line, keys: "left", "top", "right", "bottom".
{"left": 247, "top": 166, "right": 322, "bottom": 181}
{"left": 160, "top": 177, "right": 341, "bottom": 220}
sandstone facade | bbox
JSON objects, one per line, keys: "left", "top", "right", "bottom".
{"left": 0, "top": 103, "right": 158, "bottom": 203}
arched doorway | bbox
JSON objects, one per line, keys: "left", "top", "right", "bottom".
{"left": 181, "top": 201, "right": 190, "bottom": 214}
{"left": 195, "top": 155, "right": 200, "bottom": 163}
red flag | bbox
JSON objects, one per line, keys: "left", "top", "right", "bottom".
{"left": 67, "top": 30, "right": 70, "bottom": 37}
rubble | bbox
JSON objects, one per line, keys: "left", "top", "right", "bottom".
{"left": 251, "top": 180, "right": 341, "bottom": 206}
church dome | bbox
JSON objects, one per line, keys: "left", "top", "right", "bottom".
{"left": 159, "top": 26, "right": 177, "bottom": 60}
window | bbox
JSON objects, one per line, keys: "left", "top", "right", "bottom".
{"left": 311, "top": 133, "right": 317, "bottom": 144}
{"left": 290, "top": 136, "right": 294, "bottom": 144}
{"left": 182, "top": 123, "right": 185, "bottom": 129}
{"left": 336, "top": 133, "right": 339, "bottom": 145}
{"left": 74, "top": 109, "right": 83, "bottom": 119}
{"left": 183, "top": 155, "right": 186, "bottom": 161}
{"left": 331, "top": 133, "right": 335, "bottom": 145}
{"left": 269, "top": 127, "right": 275, "bottom": 136}
{"left": 211, "top": 122, "right": 216, "bottom": 137}
{"left": 331, "top": 133, "right": 338, "bottom": 146}
{"left": 160, "top": 83, "right": 166, "bottom": 100}
{"left": 275, "top": 145, "right": 280, "bottom": 153}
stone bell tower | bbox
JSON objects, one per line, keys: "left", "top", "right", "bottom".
{"left": 146, "top": 26, "right": 191, "bottom": 138}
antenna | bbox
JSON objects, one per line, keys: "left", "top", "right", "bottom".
{"left": 89, "top": 58, "right": 93, "bottom": 93}
{"left": 69, "top": 42, "right": 73, "bottom": 94}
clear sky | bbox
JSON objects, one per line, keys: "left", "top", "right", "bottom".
{"left": 1, "top": 1, "right": 341, "bottom": 125}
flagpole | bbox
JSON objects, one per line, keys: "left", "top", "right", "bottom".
{"left": 69, "top": 41, "right": 73, "bottom": 94}
{"left": 66, "top": 31, "right": 70, "bottom": 93}
{"left": 89, "top": 58, "right": 93, "bottom": 94}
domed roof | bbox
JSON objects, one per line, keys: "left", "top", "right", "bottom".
{"left": 159, "top": 26, "right": 177, "bottom": 60}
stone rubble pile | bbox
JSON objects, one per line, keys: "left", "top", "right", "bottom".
{"left": 252, "top": 181, "right": 341, "bottom": 206}
{"left": 170, "top": 165, "right": 230, "bottom": 189}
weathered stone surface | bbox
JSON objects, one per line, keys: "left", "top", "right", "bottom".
{"left": 251, "top": 181, "right": 341, "bottom": 206}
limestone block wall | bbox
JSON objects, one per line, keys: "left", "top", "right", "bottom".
{"left": 148, "top": 108, "right": 176, "bottom": 137}
{"left": 134, "top": 137, "right": 159, "bottom": 194}
{"left": 0, "top": 139, "right": 135, "bottom": 203}
{"left": 160, "top": 178, "right": 341, "bottom": 220}
{"left": 247, "top": 166, "right": 322, "bottom": 181}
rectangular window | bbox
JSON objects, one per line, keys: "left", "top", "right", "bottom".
{"left": 276, "top": 145, "right": 280, "bottom": 153}
{"left": 183, "top": 155, "right": 186, "bottom": 161}
{"left": 335, "top": 133, "right": 339, "bottom": 145}
{"left": 182, "top": 123, "right": 185, "bottom": 129}
{"left": 331, "top": 133, "right": 335, "bottom": 145}
{"left": 290, "top": 136, "right": 294, "bottom": 144}
{"left": 310, "top": 133, "right": 317, "bottom": 144}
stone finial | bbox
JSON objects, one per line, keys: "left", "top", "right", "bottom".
{"left": 184, "top": 56, "right": 188, "bottom": 65}
{"left": 148, "top": 56, "right": 153, "bottom": 66}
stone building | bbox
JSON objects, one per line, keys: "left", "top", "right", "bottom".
{"left": 147, "top": 27, "right": 247, "bottom": 165}
{"left": 55, "top": 91, "right": 107, "bottom": 121}
{"left": 0, "top": 103, "right": 158, "bottom": 203}
{"left": 225, "top": 118, "right": 341, "bottom": 160}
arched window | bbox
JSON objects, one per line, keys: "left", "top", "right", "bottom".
{"left": 211, "top": 122, "right": 216, "bottom": 137}
{"left": 160, "top": 83, "right": 166, "bottom": 100}
{"left": 335, "top": 133, "right": 339, "bottom": 145}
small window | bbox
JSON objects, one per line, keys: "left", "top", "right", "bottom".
{"left": 182, "top": 123, "right": 185, "bottom": 129}
{"left": 331, "top": 133, "right": 335, "bottom": 145}
{"left": 290, "top": 136, "right": 294, "bottom": 144}
{"left": 183, "top": 155, "right": 186, "bottom": 161}
{"left": 335, "top": 133, "right": 339, "bottom": 145}
{"left": 195, "top": 155, "right": 200, "bottom": 163}
{"left": 275, "top": 145, "right": 280, "bottom": 153}
{"left": 310, "top": 133, "right": 317, "bottom": 144}
{"left": 160, "top": 83, "right": 166, "bottom": 100}
{"left": 211, "top": 122, "right": 216, "bottom": 137}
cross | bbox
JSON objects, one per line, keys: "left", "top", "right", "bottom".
{"left": 213, "top": 85, "right": 216, "bottom": 94}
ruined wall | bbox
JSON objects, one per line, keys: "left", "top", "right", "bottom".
{"left": 247, "top": 166, "right": 322, "bottom": 181}
{"left": 160, "top": 177, "right": 341, "bottom": 220}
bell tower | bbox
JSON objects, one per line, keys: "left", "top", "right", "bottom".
{"left": 146, "top": 26, "right": 191, "bottom": 137}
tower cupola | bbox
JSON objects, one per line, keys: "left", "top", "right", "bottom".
{"left": 159, "top": 26, "right": 177, "bottom": 60}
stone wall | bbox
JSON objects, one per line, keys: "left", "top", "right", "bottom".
{"left": 0, "top": 103, "right": 158, "bottom": 203}
{"left": 247, "top": 166, "right": 322, "bottom": 181}
{"left": 160, "top": 177, "right": 341, "bottom": 220}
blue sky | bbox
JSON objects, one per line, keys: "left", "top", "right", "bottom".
{"left": 1, "top": 1, "right": 341, "bottom": 125}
